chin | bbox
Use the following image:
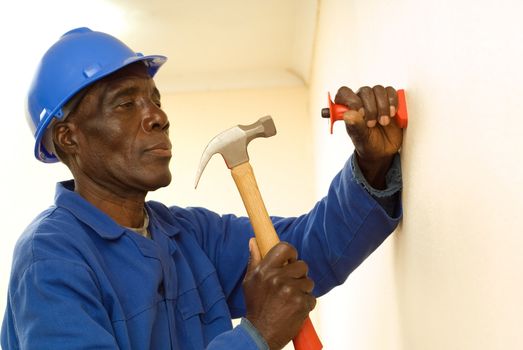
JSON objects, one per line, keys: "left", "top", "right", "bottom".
{"left": 150, "top": 172, "right": 172, "bottom": 191}
{"left": 138, "top": 167, "right": 172, "bottom": 191}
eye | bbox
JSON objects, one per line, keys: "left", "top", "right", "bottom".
{"left": 118, "top": 100, "right": 135, "bottom": 109}
{"left": 152, "top": 97, "right": 162, "bottom": 108}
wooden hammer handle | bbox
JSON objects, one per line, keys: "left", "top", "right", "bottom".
{"left": 231, "top": 161, "right": 322, "bottom": 350}
{"left": 231, "top": 161, "right": 280, "bottom": 257}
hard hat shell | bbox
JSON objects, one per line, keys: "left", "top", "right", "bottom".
{"left": 27, "top": 27, "right": 167, "bottom": 163}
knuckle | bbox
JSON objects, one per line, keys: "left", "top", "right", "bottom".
{"left": 386, "top": 85, "right": 396, "bottom": 92}
{"left": 292, "top": 294, "right": 310, "bottom": 310}
{"left": 336, "top": 87, "right": 356, "bottom": 102}
{"left": 386, "top": 86, "right": 398, "bottom": 101}
{"left": 337, "top": 86, "right": 351, "bottom": 94}
{"left": 280, "top": 284, "right": 294, "bottom": 297}
{"left": 252, "top": 265, "right": 263, "bottom": 278}
{"left": 270, "top": 274, "right": 284, "bottom": 288}
{"left": 250, "top": 266, "right": 266, "bottom": 284}
{"left": 295, "top": 260, "right": 309, "bottom": 275}
{"left": 281, "top": 242, "right": 298, "bottom": 258}
{"left": 357, "top": 86, "right": 372, "bottom": 94}
{"left": 305, "top": 278, "right": 315, "bottom": 292}
{"left": 309, "top": 296, "right": 317, "bottom": 310}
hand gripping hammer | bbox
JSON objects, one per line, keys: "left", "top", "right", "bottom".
{"left": 194, "top": 116, "right": 322, "bottom": 350}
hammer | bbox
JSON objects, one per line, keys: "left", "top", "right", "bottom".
{"left": 194, "top": 116, "right": 322, "bottom": 350}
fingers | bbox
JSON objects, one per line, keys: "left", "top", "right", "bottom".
{"left": 305, "top": 293, "right": 317, "bottom": 312}
{"left": 242, "top": 241, "right": 316, "bottom": 348}
{"left": 263, "top": 242, "right": 298, "bottom": 268}
{"left": 359, "top": 85, "right": 393, "bottom": 127}
{"left": 358, "top": 86, "right": 378, "bottom": 127}
{"left": 283, "top": 260, "right": 309, "bottom": 279}
{"left": 373, "top": 85, "right": 390, "bottom": 126}
{"left": 246, "top": 238, "right": 262, "bottom": 275}
{"left": 386, "top": 86, "right": 398, "bottom": 118}
{"left": 334, "top": 86, "right": 365, "bottom": 131}
{"left": 342, "top": 85, "right": 397, "bottom": 128}
{"left": 334, "top": 86, "right": 363, "bottom": 111}
{"left": 257, "top": 242, "right": 314, "bottom": 293}
{"left": 281, "top": 279, "right": 316, "bottom": 311}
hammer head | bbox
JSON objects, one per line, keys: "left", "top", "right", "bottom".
{"left": 194, "top": 115, "right": 276, "bottom": 188}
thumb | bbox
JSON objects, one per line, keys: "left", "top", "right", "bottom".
{"left": 343, "top": 108, "right": 365, "bottom": 127}
{"left": 246, "top": 238, "right": 262, "bottom": 274}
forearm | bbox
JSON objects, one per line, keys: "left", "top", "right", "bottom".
{"left": 352, "top": 152, "right": 402, "bottom": 216}
{"left": 355, "top": 152, "right": 395, "bottom": 190}
{"left": 273, "top": 153, "right": 402, "bottom": 296}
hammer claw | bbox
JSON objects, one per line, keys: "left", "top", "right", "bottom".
{"left": 194, "top": 116, "right": 276, "bottom": 189}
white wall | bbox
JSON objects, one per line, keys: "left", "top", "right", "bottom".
{"left": 311, "top": 0, "right": 523, "bottom": 349}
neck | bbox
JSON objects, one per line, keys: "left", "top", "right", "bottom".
{"left": 74, "top": 176, "right": 147, "bottom": 228}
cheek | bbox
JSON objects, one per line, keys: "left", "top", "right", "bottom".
{"left": 79, "top": 125, "right": 138, "bottom": 166}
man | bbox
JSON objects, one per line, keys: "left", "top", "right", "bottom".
{"left": 2, "top": 28, "right": 402, "bottom": 349}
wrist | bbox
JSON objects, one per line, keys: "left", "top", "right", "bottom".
{"left": 241, "top": 318, "right": 270, "bottom": 350}
{"left": 355, "top": 153, "right": 394, "bottom": 190}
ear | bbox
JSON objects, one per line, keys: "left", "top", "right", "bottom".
{"left": 53, "top": 121, "right": 79, "bottom": 158}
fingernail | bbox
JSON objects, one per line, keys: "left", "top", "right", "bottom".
{"left": 367, "top": 120, "right": 377, "bottom": 128}
{"left": 390, "top": 106, "right": 396, "bottom": 117}
{"left": 379, "top": 115, "right": 390, "bottom": 126}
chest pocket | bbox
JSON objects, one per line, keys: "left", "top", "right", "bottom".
{"left": 176, "top": 274, "right": 232, "bottom": 348}
{"left": 176, "top": 288, "right": 205, "bottom": 349}
{"left": 177, "top": 288, "right": 204, "bottom": 321}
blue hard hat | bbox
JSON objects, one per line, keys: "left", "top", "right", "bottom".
{"left": 27, "top": 27, "right": 167, "bottom": 163}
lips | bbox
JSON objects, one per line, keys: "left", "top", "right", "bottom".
{"left": 144, "top": 141, "right": 172, "bottom": 157}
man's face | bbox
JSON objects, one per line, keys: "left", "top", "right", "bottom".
{"left": 67, "top": 63, "right": 172, "bottom": 195}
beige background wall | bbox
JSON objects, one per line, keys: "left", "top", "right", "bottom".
{"left": 311, "top": 0, "right": 523, "bottom": 349}
{"left": 150, "top": 87, "right": 314, "bottom": 217}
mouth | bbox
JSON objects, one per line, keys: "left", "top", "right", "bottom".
{"left": 144, "top": 142, "right": 172, "bottom": 158}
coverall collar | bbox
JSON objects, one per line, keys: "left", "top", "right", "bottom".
{"left": 54, "top": 180, "right": 158, "bottom": 240}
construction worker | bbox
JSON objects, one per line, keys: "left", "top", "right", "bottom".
{"left": 1, "top": 28, "right": 403, "bottom": 350}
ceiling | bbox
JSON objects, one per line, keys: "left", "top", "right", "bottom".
{"left": 108, "top": 0, "right": 319, "bottom": 92}
{"left": 1, "top": 0, "right": 318, "bottom": 99}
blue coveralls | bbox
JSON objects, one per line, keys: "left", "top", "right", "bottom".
{"left": 1, "top": 156, "right": 402, "bottom": 349}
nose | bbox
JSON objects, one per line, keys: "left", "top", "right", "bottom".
{"left": 142, "top": 101, "right": 169, "bottom": 133}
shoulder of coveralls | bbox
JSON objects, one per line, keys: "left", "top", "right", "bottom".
{"left": 148, "top": 201, "right": 221, "bottom": 240}
{"left": 147, "top": 200, "right": 247, "bottom": 245}
{"left": 9, "top": 205, "right": 95, "bottom": 284}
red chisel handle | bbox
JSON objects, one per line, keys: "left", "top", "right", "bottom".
{"left": 321, "top": 89, "right": 408, "bottom": 133}
{"left": 293, "top": 317, "right": 323, "bottom": 350}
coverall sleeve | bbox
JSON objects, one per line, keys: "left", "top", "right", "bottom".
{"left": 204, "top": 320, "right": 268, "bottom": 350}
{"left": 182, "top": 153, "right": 402, "bottom": 318}
{"left": 273, "top": 155, "right": 402, "bottom": 296}
{"left": 3, "top": 259, "right": 118, "bottom": 350}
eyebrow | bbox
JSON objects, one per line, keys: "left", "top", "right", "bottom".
{"left": 105, "top": 85, "right": 162, "bottom": 104}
